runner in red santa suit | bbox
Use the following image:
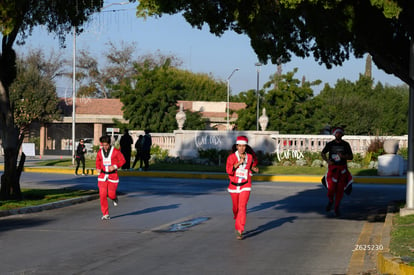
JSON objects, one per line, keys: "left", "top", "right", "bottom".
{"left": 226, "top": 136, "right": 259, "bottom": 240}
{"left": 321, "top": 127, "right": 353, "bottom": 217}
{"left": 96, "top": 135, "right": 126, "bottom": 220}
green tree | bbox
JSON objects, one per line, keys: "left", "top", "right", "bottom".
{"left": 0, "top": 0, "right": 103, "bottom": 200}
{"left": 174, "top": 70, "right": 227, "bottom": 101}
{"left": 313, "top": 75, "right": 409, "bottom": 135}
{"left": 232, "top": 89, "right": 263, "bottom": 130}
{"left": 118, "top": 58, "right": 216, "bottom": 132}
{"left": 184, "top": 110, "right": 208, "bottom": 130}
{"left": 10, "top": 50, "right": 61, "bottom": 133}
{"left": 234, "top": 68, "right": 320, "bottom": 133}
{"left": 314, "top": 77, "right": 377, "bottom": 135}
{"left": 263, "top": 68, "right": 320, "bottom": 133}
{"left": 136, "top": 1, "right": 413, "bottom": 87}
{"left": 375, "top": 85, "right": 408, "bottom": 135}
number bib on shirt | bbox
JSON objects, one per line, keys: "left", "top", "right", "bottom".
{"left": 103, "top": 159, "right": 111, "bottom": 166}
{"left": 332, "top": 154, "right": 341, "bottom": 162}
{"left": 235, "top": 168, "right": 248, "bottom": 179}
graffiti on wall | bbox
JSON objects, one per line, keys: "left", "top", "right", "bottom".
{"left": 275, "top": 142, "right": 304, "bottom": 162}
{"left": 194, "top": 132, "right": 225, "bottom": 149}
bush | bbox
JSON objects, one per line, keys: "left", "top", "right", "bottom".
{"left": 152, "top": 146, "right": 385, "bottom": 170}
{"left": 198, "top": 148, "right": 230, "bottom": 165}
{"left": 301, "top": 151, "right": 322, "bottom": 166}
{"left": 311, "top": 159, "right": 324, "bottom": 167}
{"left": 92, "top": 145, "right": 100, "bottom": 153}
{"left": 151, "top": 145, "right": 169, "bottom": 162}
{"left": 273, "top": 151, "right": 320, "bottom": 166}
{"left": 399, "top": 147, "right": 408, "bottom": 159}
{"left": 353, "top": 153, "right": 364, "bottom": 163}
{"left": 254, "top": 150, "right": 276, "bottom": 166}
{"left": 85, "top": 152, "right": 96, "bottom": 160}
{"left": 197, "top": 148, "right": 277, "bottom": 166}
{"left": 367, "top": 138, "right": 384, "bottom": 161}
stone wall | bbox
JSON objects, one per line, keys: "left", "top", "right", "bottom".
{"left": 172, "top": 130, "right": 280, "bottom": 159}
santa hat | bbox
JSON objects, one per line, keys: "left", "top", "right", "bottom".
{"left": 332, "top": 127, "right": 344, "bottom": 135}
{"left": 236, "top": 136, "right": 248, "bottom": 145}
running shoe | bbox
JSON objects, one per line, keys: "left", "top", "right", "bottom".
{"left": 101, "top": 214, "right": 110, "bottom": 220}
{"left": 113, "top": 197, "right": 118, "bottom": 207}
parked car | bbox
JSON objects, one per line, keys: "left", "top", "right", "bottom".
{"left": 75, "top": 138, "right": 94, "bottom": 153}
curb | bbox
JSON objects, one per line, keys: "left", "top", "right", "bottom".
{"left": 377, "top": 205, "right": 414, "bottom": 274}
{"left": 22, "top": 166, "right": 96, "bottom": 175}
{"left": 0, "top": 194, "right": 99, "bottom": 218}
{"left": 377, "top": 252, "right": 414, "bottom": 275}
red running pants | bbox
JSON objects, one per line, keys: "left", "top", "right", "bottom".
{"left": 326, "top": 165, "right": 351, "bottom": 211}
{"left": 98, "top": 181, "right": 118, "bottom": 215}
{"left": 230, "top": 191, "right": 251, "bottom": 233}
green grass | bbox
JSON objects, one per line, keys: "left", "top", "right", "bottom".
{"left": 0, "top": 188, "right": 98, "bottom": 211}
{"left": 390, "top": 213, "right": 414, "bottom": 265}
{"left": 35, "top": 159, "right": 95, "bottom": 167}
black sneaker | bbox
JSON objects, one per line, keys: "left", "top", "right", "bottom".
{"left": 113, "top": 197, "right": 118, "bottom": 207}
{"left": 326, "top": 201, "right": 333, "bottom": 212}
{"left": 334, "top": 209, "right": 341, "bottom": 217}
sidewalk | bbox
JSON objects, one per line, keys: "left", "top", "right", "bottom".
{"left": 0, "top": 162, "right": 411, "bottom": 274}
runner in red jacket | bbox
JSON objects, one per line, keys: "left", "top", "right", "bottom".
{"left": 96, "top": 135, "right": 126, "bottom": 220}
{"left": 226, "top": 136, "right": 259, "bottom": 240}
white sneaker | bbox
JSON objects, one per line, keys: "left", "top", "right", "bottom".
{"left": 112, "top": 198, "right": 118, "bottom": 207}
{"left": 101, "top": 214, "right": 110, "bottom": 220}
{"left": 81, "top": 173, "right": 86, "bottom": 176}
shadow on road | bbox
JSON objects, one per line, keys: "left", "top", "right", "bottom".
{"left": 248, "top": 201, "right": 280, "bottom": 213}
{"left": 111, "top": 204, "right": 180, "bottom": 219}
{"left": 243, "top": 216, "right": 297, "bottom": 239}
{"left": 249, "top": 184, "right": 405, "bottom": 222}
{"left": 0, "top": 218, "right": 53, "bottom": 233}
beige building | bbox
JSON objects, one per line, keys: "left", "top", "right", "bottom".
{"left": 177, "top": 100, "right": 246, "bottom": 130}
{"left": 37, "top": 98, "right": 127, "bottom": 156}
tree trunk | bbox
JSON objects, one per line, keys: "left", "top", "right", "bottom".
{"left": 0, "top": 105, "right": 24, "bottom": 200}
{"left": 0, "top": 149, "right": 24, "bottom": 200}
{"left": 0, "top": 33, "right": 23, "bottom": 200}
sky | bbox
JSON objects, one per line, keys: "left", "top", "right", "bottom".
{"left": 15, "top": 0, "right": 405, "bottom": 97}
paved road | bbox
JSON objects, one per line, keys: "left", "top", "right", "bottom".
{"left": 0, "top": 173, "right": 406, "bottom": 274}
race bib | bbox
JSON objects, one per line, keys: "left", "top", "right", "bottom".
{"left": 103, "top": 159, "right": 111, "bottom": 166}
{"left": 332, "top": 154, "right": 341, "bottom": 162}
{"left": 235, "top": 168, "right": 248, "bottom": 179}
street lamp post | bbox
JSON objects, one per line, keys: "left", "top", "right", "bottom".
{"left": 71, "top": 26, "right": 76, "bottom": 165}
{"left": 227, "top": 68, "right": 239, "bottom": 130}
{"left": 255, "top": 62, "right": 262, "bottom": 131}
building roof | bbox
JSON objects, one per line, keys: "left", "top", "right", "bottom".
{"left": 177, "top": 100, "right": 246, "bottom": 119}
{"left": 59, "top": 98, "right": 124, "bottom": 116}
